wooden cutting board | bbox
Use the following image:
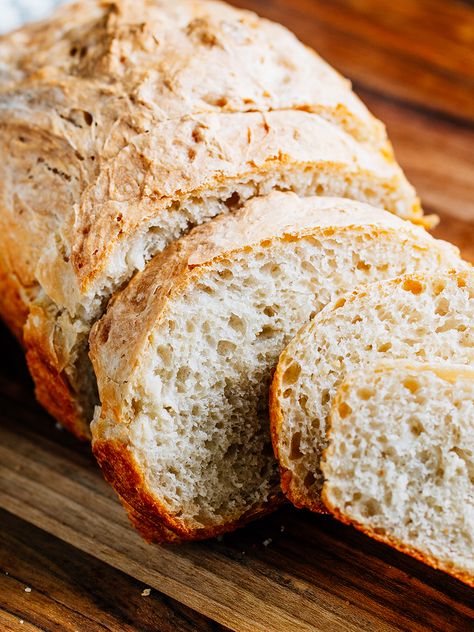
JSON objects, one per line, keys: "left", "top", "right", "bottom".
{"left": 0, "top": 1, "right": 473, "bottom": 630}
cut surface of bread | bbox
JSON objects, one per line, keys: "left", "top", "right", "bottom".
{"left": 90, "top": 193, "right": 461, "bottom": 540}
{"left": 0, "top": 0, "right": 422, "bottom": 439}
{"left": 322, "top": 362, "right": 474, "bottom": 587}
{"left": 271, "top": 270, "right": 474, "bottom": 513}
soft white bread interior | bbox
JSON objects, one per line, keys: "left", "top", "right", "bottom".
{"left": 90, "top": 193, "right": 461, "bottom": 540}
{"left": 322, "top": 362, "right": 474, "bottom": 587}
{"left": 271, "top": 269, "right": 473, "bottom": 512}
{"left": 0, "top": 0, "right": 422, "bottom": 439}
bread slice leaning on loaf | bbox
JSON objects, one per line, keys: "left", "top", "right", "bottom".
{"left": 271, "top": 269, "right": 474, "bottom": 513}
{"left": 90, "top": 192, "right": 461, "bottom": 541}
{"left": 322, "top": 361, "right": 474, "bottom": 587}
{"left": 0, "top": 0, "right": 423, "bottom": 440}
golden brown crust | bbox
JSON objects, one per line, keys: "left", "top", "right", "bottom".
{"left": 25, "top": 345, "right": 89, "bottom": 440}
{"left": 23, "top": 303, "right": 91, "bottom": 440}
{"left": 0, "top": 256, "right": 29, "bottom": 342}
{"left": 118, "top": 497, "right": 182, "bottom": 544}
{"left": 93, "top": 439, "right": 283, "bottom": 541}
{"left": 322, "top": 490, "right": 474, "bottom": 588}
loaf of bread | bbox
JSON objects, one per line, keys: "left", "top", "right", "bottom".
{"left": 322, "top": 362, "right": 474, "bottom": 587}
{"left": 0, "top": 0, "right": 423, "bottom": 440}
{"left": 90, "top": 193, "right": 461, "bottom": 541}
{"left": 270, "top": 269, "right": 473, "bottom": 512}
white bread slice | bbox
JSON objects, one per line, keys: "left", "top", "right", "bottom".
{"left": 0, "top": 0, "right": 423, "bottom": 440}
{"left": 322, "top": 362, "right": 474, "bottom": 587}
{"left": 270, "top": 269, "right": 474, "bottom": 513}
{"left": 90, "top": 192, "right": 461, "bottom": 541}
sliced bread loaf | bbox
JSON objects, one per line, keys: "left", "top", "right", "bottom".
{"left": 270, "top": 269, "right": 474, "bottom": 513}
{"left": 90, "top": 192, "right": 461, "bottom": 541}
{"left": 322, "top": 362, "right": 474, "bottom": 587}
{"left": 0, "top": 0, "right": 423, "bottom": 439}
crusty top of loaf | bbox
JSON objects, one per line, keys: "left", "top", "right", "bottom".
{"left": 89, "top": 192, "right": 455, "bottom": 432}
{"left": 0, "top": 105, "right": 413, "bottom": 312}
{"left": 0, "top": 0, "right": 380, "bottom": 143}
{"left": 0, "top": 0, "right": 420, "bottom": 315}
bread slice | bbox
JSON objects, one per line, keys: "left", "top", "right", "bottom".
{"left": 271, "top": 269, "right": 474, "bottom": 513}
{"left": 90, "top": 192, "right": 461, "bottom": 541}
{"left": 322, "top": 361, "right": 474, "bottom": 587}
{"left": 0, "top": 0, "right": 423, "bottom": 439}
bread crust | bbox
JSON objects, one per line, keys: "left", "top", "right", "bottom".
{"left": 0, "top": 255, "right": 29, "bottom": 342}
{"left": 94, "top": 439, "right": 283, "bottom": 541}
{"left": 322, "top": 492, "right": 474, "bottom": 588}
{"left": 23, "top": 303, "right": 90, "bottom": 440}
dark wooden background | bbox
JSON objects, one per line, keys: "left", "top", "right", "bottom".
{"left": 1, "top": 1, "right": 473, "bottom": 630}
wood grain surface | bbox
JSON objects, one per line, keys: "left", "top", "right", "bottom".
{"left": 1, "top": 1, "right": 473, "bottom": 630}
{"left": 0, "top": 509, "right": 226, "bottom": 632}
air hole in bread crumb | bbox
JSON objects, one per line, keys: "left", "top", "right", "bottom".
{"left": 408, "top": 417, "right": 424, "bottom": 436}
{"left": 338, "top": 402, "right": 352, "bottom": 418}
{"left": 377, "top": 342, "right": 392, "bottom": 352}
{"left": 289, "top": 432, "right": 303, "bottom": 460}
{"left": 298, "top": 394, "right": 309, "bottom": 413}
{"left": 364, "top": 499, "right": 381, "bottom": 517}
{"left": 177, "top": 366, "right": 190, "bottom": 382}
{"left": 435, "top": 297, "right": 450, "bottom": 316}
{"left": 257, "top": 325, "right": 276, "bottom": 339}
{"left": 433, "top": 280, "right": 446, "bottom": 295}
{"left": 403, "top": 378, "right": 420, "bottom": 393}
{"left": 228, "top": 314, "right": 245, "bottom": 335}
{"left": 402, "top": 279, "right": 424, "bottom": 294}
{"left": 283, "top": 388, "right": 292, "bottom": 399}
{"left": 358, "top": 388, "right": 374, "bottom": 400}
{"left": 303, "top": 471, "right": 316, "bottom": 488}
{"left": 224, "top": 191, "right": 240, "bottom": 209}
{"left": 356, "top": 260, "right": 371, "bottom": 271}
{"left": 217, "top": 340, "right": 236, "bottom": 356}
{"left": 321, "top": 390, "right": 330, "bottom": 406}
{"left": 282, "top": 363, "right": 301, "bottom": 386}
{"left": 218, "top": 268, "right": 233, "bottom": 280}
